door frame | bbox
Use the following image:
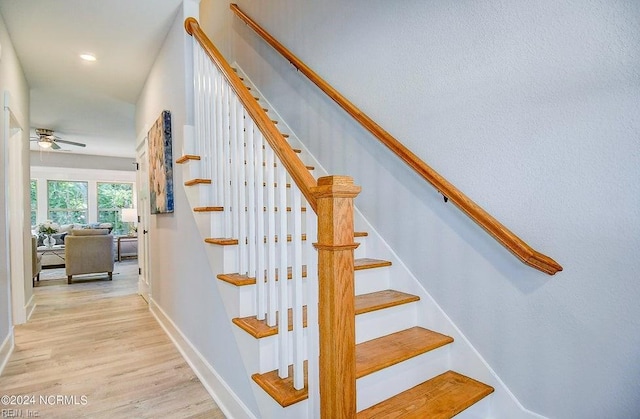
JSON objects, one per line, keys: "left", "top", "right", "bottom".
{"left": 136, "top": 132, "right": 151, "bottom": 302}
{"left": 3, "top": 91, "right": 30, "bottom": 325}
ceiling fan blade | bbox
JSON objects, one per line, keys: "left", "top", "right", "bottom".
{"left": 55, "top": 139, "right": 86, "bottom": 147}
{"left": 51, "top": 142, "right": 62, "bottom": 150}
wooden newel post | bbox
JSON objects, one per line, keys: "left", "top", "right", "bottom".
{"left": 312, "top": 175, "right": 361, "bottom": 419}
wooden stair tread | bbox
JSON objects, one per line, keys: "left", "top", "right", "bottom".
{"left": 357, "top": 370, "right": 494, "bottom": 418}
{"left": 233, "top": 306, "right": 308, "bottom": 338}
{"left": 176, "top": 154, "right": 200, "bottom": 163}
{"left": 218, "top": 265, "right": 308, "bottom": 286}
{"left": 219, "top": 258, "right": 377, "bottom": 286}
{"left": 193, "top": 206, "right": 223, "bottom": 212}
{"left": 204, "top": 237, "right": 238, "bottom": 245}
{"left": 252, "top": 362, "right": 308, "bottom": 407}
{"left": 355, "top": 290, "right": 420, "bottom": 315}
{"left": 355, "top": 258, "right": 391, "bottom": 270}
{"left": 205, "top": 234, "right": 306, "bottom": 246}
{"left": 355, "top": 327, "right": 453, "bottom": 378}
{"left": 184, "top": 178, "right": 211, "bottom": 186}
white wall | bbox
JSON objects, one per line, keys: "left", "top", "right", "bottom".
{"left": 0, "top": 9, "right": 30, "bottom": 358}
{"left": 205, "top": 0, "right": 640, "bottom": 417}
{"left": 30, "top": 151, "right": 135, "bottom": 172}
{"left": 135, "top": 2, "right": 259, "bottom": 416}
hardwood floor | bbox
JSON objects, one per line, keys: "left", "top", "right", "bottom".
{"left": 0, "top": 261, "right": 225, "bottom": 418}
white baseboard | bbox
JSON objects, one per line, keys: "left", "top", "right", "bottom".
{"left": 0, "top": 329, "right": 15, "bottom": 376}
{"left": 149, "top": 298, "right": 257, "bottom": 419}
{"left": 25, "top": 295, "right": 36, "bottom": 322}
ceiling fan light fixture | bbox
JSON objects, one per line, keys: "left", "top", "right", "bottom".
{"left": 38, "top": 139, "right": 53, "bottom": 148}
{"left": 80, "top": 53, "right": 96, "bottom": 62}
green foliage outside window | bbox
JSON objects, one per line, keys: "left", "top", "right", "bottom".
{"left": 47, "top": 181, "right": 88, "bottom": 224}
{"left": 30, "top": 180, "right": 37, "bottom": 226}
{"left": 97, "top": 182, "right": 134, "bottom": 235}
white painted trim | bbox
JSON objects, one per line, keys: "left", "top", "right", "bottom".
{"left": 149, "top": 298, "right": 257, "bottom": 419}
{"left": 0, "top": 328, "right": 14, "bottom": 376}
{"left": 25, "top": 294, "right": 36, "bottom": 322}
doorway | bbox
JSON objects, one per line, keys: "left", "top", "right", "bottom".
{"left": 136, "top": 136, "right": 151, "bottom": 302}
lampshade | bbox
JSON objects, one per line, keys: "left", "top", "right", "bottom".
{"left": 121, "top": 208, "right": 137, "bottom": 223}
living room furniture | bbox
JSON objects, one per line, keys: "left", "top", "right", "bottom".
{"left": 65, "top": 229, "right": 115, "bottom": 284}
{"left": 37, "top": 245, "right": 66, "bottom": 269}
{"left": 31, "top": 236, "right": 42, "bottom": 286}
{"left": 116, "top": 235, "right": 138, "bottom": 262}
{"left": 33, "top": 223, "right": 113, "bottom": 268}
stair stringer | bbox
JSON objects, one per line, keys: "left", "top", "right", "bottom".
{"left": 237, "top": 64, "right": 548, "bottom": 418}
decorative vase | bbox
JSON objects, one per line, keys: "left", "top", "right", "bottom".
{"left": 43, "top": 234, "right": 56, "bottom": 248}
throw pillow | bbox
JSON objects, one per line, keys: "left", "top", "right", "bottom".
{"left": 53, "top": 233, "right": 67, "bottom": 245}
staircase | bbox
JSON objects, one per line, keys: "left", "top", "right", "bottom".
{"left": 177, "top": 36, "right": 495, "bottom": 414}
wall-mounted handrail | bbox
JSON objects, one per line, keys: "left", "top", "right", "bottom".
{"left": 229, "top": 3, "right": 562, "bottom": 275}
{"left": 185, "top": 17, "right": 318, "bottom": 212}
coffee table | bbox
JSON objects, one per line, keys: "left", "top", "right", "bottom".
{"left": 37, "top": 245, "right": 66, "bottom": 268}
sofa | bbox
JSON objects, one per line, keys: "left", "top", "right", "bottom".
{"left": 35, "top": 223, "right": 112, "bottom": 268}
{"left": 65, "top": 229, "right": 115, "bottom": 284}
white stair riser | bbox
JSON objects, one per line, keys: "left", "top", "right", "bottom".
{"left": 354, "top": 237, "right": 367, "bottom": 259}
{"left": 355, "top": 303, "right": 418, "bottom": 344}
{"left": 356, "top": 345, "right": 451, "bottom": 412}
{"left": 354, "top": 267, "right": 391, "bottom": 295}
{"left": 208, "top": 243, "right": 311, "bottom": 276}
{"left": 219, "top": 280, "right": 310, "bottom": 318}
{"left": 255, "top": 328, "right": 308, "bottom": 373}
{"left": 208, "top": 210, "right": 309, "bottom": 234}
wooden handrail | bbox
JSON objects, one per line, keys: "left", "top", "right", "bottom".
{"left": 229, "top": 4, "right": 562, "bottom": 275}
{"left": 184, "top": 17, "right": 318, "bottom": 213}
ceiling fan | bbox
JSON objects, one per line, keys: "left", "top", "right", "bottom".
{"left": 30, "top": 128, "right": 86, "bottom": 150}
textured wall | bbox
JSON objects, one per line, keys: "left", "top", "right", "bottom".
{"left": 223, "top": 0, "right": 640, "bottom": 417}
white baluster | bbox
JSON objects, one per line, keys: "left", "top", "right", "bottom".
{"left": 237, "top": 104, "right": 248, "bottom": 275}
{"left": 215, "top": 70, "right": 224, "bottom": 207}
{"left": 276, "top": 157, "right": 289, "bottom": 378}
{"left": 193, "top": 42, "right": 201, "bottom": 160}
{"left": 246, "top": 118, "right": 257, "bottom": 282}
{"left": 291, "top": 185, "right": 304, "bottom": 389}
{"left": 222, "top": 82, "right": 232, "bottom": 238}
{"left": 305, "top": 202, "right": 319, "bottom": 417}
{"left": 265, "top": 145, "right": 277, "bottom": 327}
{"left": 255, "top": 131, "right": 266, "bottom": 320}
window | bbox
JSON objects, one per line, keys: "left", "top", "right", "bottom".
{"left": 47, "top": 181, "right": 88, "bottom": 224}
{"left": 97, "top": 182, "right": 134, "bottom": 235}
{"left": 30, "top": 180, "right": 37, "bottom": 226}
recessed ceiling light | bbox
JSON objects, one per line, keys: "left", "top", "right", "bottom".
{"left": 80, "top": 53, "right": 96, "bottom": 62}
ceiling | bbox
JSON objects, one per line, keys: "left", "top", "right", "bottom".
{"left": 0, "top": 0, "right": 183, "bottom": 158}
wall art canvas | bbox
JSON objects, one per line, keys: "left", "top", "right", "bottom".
{"left": 148, "top": 110, "right": 174, "bottom": 214}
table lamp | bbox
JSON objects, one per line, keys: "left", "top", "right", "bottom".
{"left": 121, "top": 208, "right": 138, "bottom": 236}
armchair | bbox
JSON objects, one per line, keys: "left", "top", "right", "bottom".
{"left": 65, "top": 229, "right": 115, "bottom": 284}
{"left": 31, "top": 236, "right": 42, "bottom": 286}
